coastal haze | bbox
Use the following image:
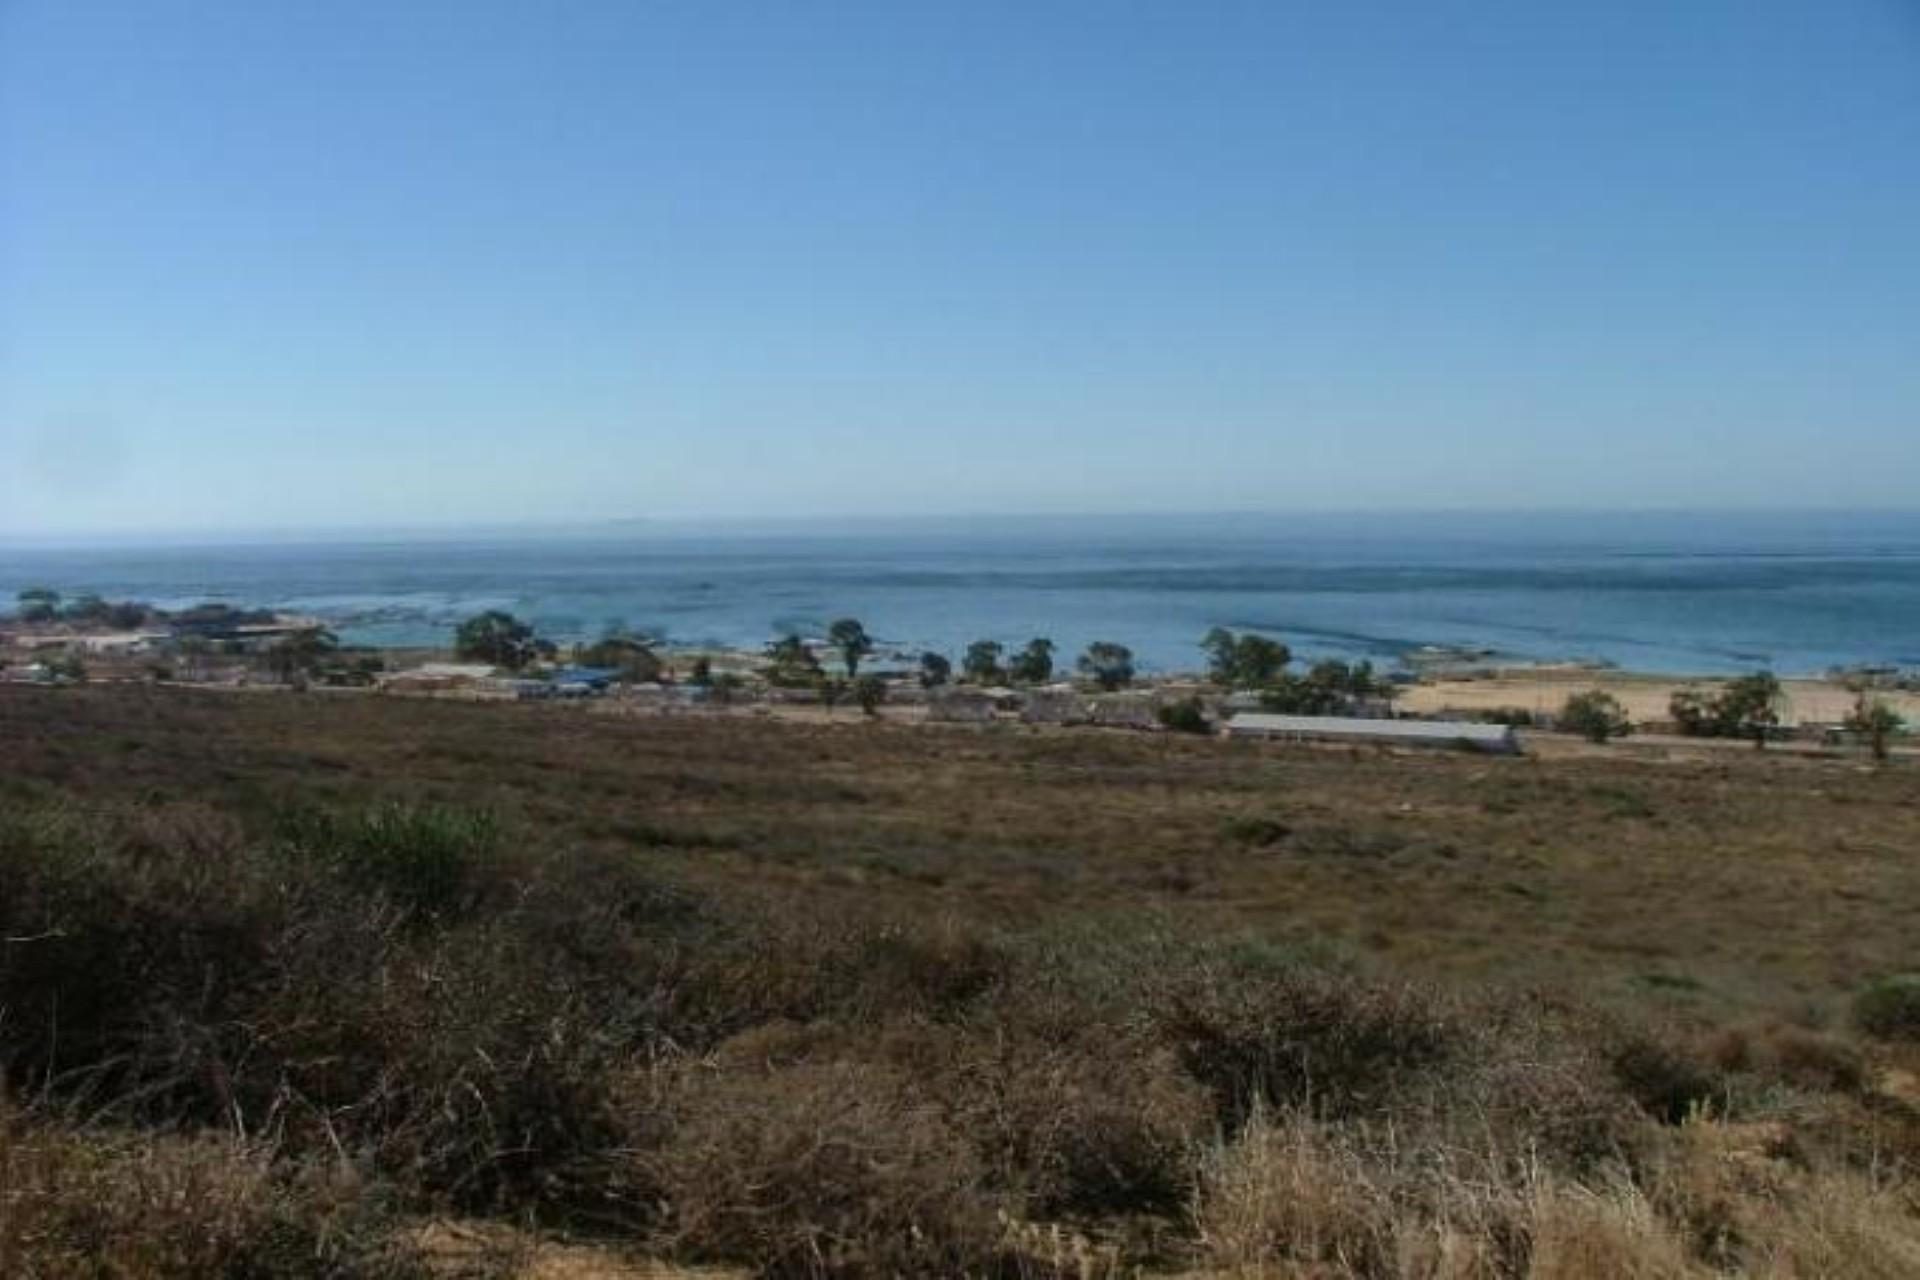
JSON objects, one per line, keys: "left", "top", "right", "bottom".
{"left": 4, "top": 511, "right": 1919, "bottom": 674}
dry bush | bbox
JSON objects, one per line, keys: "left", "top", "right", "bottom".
{"left": 642, "top": 1055, "right": 1008, "bottom": 1276}
{"left": 0, "top": 1099, "right": 433, "bottom": 1278}
{"left": 0, "top": 800, "right": 694, "bottom": 1216}
{"left": 1191, "top": 1116, "right": 1641, "bottom": 1277}
{"left": 6, "top": 698, "right": 1920, "bottom": 1278}
{"left": 1646, "top": 1119, "right": 1920, "bottom": 1276}
{"left": 1523, "top": 1178, "right": 1704, "bottom": 1280}
{"left": 1193, "top": 1109, "right": 1398, "bottom": 1273}
{"left": 1703, "top": 1021, "right": 1867, "bottom": 1095}
{"left": 1160, "top": 962, "right": 1466, "bottom": 1129}
{"left": 941, "top": 1030, "right": 1207, "bottom": 1219}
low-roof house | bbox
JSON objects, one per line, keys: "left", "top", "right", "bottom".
{"left": 1224, "top": 713, "right": 1520, "bottom": 754}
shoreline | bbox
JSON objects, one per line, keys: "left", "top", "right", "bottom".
{"left": 6, "top": 614, "right": 1916, "bottom": 731}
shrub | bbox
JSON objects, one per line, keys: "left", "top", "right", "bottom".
{"left": 1606, "top": 1032, "right": 1725, "bottom": 1124}
{"left": 0, "top": 1101, "right": 431, "bottom": 1279}
{"left": 453, "top": 610, "right": 546, "bottom": 670}
{"left": 1221, "top": 815, "right": 1291, "bottom": 846}
{"left": 0, "top": 800, "right": 693, "bottom": 1215}
{"left": 1670, "top": 672, "right": 1782, "bottom": 747}
{"left": 279, "top": 802, "right": 505, "bottom": 921}
{"left": 1077, "top": 641, "right": 1135, "bottom": 691}
{"left": 1854, "top": 973, "right": 1920, "bottom": 1041}
{"left": 1156, "top": 696, "right": 1211, "bottom": 735}
{"left": 1560, "top": 689, "right": 1634, "bottom": 743}
{"left": 645, "top": 1058, "right": 1004, "bottom": 1275}
{"left": 1160, "top": 964, "right": 1466, "bottom": 1129}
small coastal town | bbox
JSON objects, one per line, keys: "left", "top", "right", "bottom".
{"left": 5, "top": 587, "right": 1913, "bottom": 760}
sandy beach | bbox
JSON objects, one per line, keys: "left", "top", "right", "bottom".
{"left": 1397, "top": 668, "right": 1920, "bottom": 728}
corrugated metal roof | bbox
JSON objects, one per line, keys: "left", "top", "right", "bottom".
{"left": 1225, "top": 714, "right": 1518, "bottom": 748}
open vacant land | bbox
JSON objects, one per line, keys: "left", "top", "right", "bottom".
{"left": 4, "top": 686, "right": 1920, "bottom": 1276}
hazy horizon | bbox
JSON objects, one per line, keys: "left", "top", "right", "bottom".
{"left": 5, "top": 2, "right": 1918, "bottom": 536}
{"left": 5, "top": 505, "right": 1920, "bottom": 551}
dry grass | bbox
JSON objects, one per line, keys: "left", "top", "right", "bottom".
{"left": 0, "top": 1097, "right": 434, "bottom": 1278}
{"left": 3, "top": 685, "right": 1920, "bottom": 1276}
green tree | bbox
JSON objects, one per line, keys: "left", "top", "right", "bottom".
{"left": 1721, "top": 672, "right": 1783, "bottom": 749}
{"left": 962, "top": 639, "right": 1005, "bottom": 685}
{"left": 817, "top": 675, "right": 848, "bottom": 714}
{"left": 1201, "top": 627, "right": 1237, "bottom": 684}
{"left": 764, "top": 633, "right": 822, "bottom": 686}
{"left": 1202, "top": 627, "right": 1292, "bottom": 687}
{"left": 1077, "top": 641, "right": 1135, "bottom": 691}
{"left": 1260, "top": 673, "right": 1344, "bottom": 715}
{"left": 15, "top": 587, "right": 60, "bottom": 623}
{"left": 1671, "top": 673, "right": 1783, "bottom": 746}
{"left": 1007, "top": 637, "right": 1056, "bottom": 684}
{"left": 575, "top": 633, "right": 663, "bottom": 683}
{"left": 267, "top": 626, "right": 340, "bottom": 684}
{"left": 63, "top": 594, "right": 110, "bottom": 624}
{"left": 854, "top": 673, "right": 888, "bottom": 717}
{"left": 1846, "top": 695, "right": 1905, "bottom": 763}
{"left": 1559, "top": 690, "right": 1633, "bottom": 743}
{"left": 454, "top": 610, "right": 544, "bottom": 670}
{"left": 1668, "top": 690, "right": 1715, "bottom": 736}
{"left": 827, "top": 617, "right": 874, "bottom": 678}
{"left": 688, "top": 655, "right": 713, "bottom": 687}
{"left": 1259, "top": 659, "right": 1376, "bottom": 715}
{"left": 919, "top": 651, "right": 952, "bottom": 687}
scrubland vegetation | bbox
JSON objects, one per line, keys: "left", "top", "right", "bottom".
{"left": 4, "top": 686, "right": 1920, "bottom": 1276}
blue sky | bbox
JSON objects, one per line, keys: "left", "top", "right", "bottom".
{"left": 3, "top": 1, "right": 1917, "bottom": 536}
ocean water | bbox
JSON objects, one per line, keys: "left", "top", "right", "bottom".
{"left": 4, "top": 512, "right": 1919, "bottom": 675}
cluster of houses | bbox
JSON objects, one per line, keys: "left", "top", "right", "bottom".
{"left": 375, "top": 662, "right": 711, "bottom": 706}
{"left": 352, "top": 647, "right": 1519, "bottom": 750}
{"left": 0, "top": 612, "right": 320, "bottom": 686}
{"left": 0, "top": 608, "right": 1528, "bottom": 752}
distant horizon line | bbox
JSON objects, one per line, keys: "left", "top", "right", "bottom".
{"left": 5, "top": 505, "right": 1920, "bottom": 550}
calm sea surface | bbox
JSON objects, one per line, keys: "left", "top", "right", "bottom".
{"left": 4, "top": 513, "right": 1919, "bottom": 675}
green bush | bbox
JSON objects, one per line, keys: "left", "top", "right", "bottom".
{"left": 279, "top": 802, "right": 503, "bottom": 921}
{"left": 1156, "top": 696, "right": 1212, "bottom": 734}
{"left": 1559, "top": 690, "right": 1634, "bottom": 743}
{"left": 1854, "top": 973, "right": 1920, "bottom": 1041}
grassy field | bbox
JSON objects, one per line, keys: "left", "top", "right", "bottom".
{"left": 4, "top": 685, "right": 1920, "bottom": 1276}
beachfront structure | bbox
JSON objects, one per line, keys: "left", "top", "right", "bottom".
{"left": 1224, "top": 713, "right": 1520, "bottom": 754}
{"left": 1021, "top": 688, "right": 1091, "bottom": 725}
{"left": 377, "top": 662, "right": 500, "bottom": 696}
{"left": 548, "top": 665, "right": 623, "bottom": 692}
{"left": 1086, "top": 694, "right": 1161, "bottom": 729}
{"left": 926, "top": 689, "right": 997, "bottom": 723}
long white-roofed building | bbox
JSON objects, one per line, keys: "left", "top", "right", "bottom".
{"left": 1223, "top": 713, "right": 1520, "bottom": 754}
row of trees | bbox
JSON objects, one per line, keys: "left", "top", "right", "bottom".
{"left": 777, "top": 621, "right": 1139, "bottom": 694}
{"left": 1669, "top": 672, "right": 1785, "bottom": 747}
{"left": 1198, "top": 626, "right": 1388, "bottom": 715}
{"left": 12, "top": 589, "right": 285, "bottom": 635}
{"left": 1556, "top": 676, "right": 1906, "bottom": 762}
{"left": 15, "top": 588, "right": 156, "bottom": 630}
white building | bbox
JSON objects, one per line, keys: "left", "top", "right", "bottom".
{"left": 1224, "top": 713, "right": 1520, "bottom": 754}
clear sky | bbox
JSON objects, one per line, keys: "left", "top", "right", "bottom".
{"left": 3, "top": 1, "right": 1917, "bottom": 537}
